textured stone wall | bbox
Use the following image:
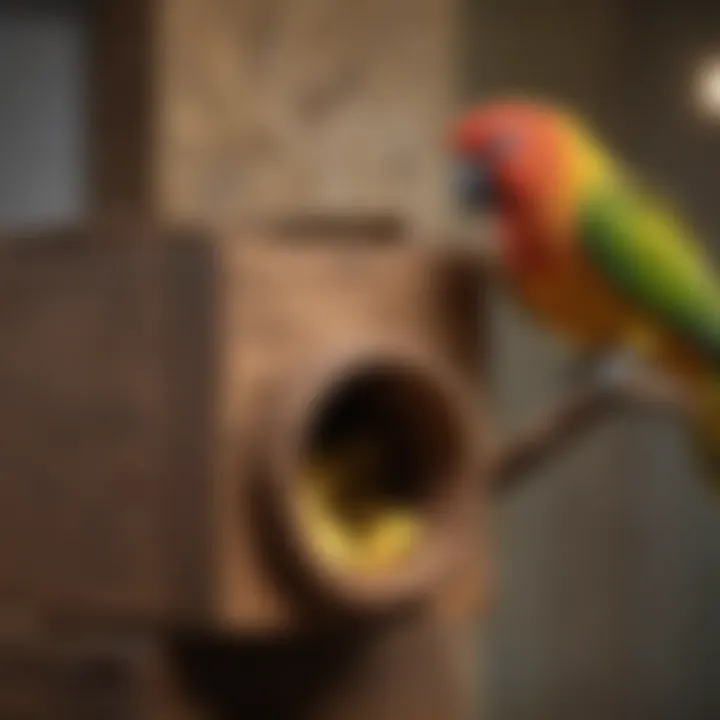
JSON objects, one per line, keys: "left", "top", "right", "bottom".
{"left": 94, "top": 0, "right": 456, "bottom": 232}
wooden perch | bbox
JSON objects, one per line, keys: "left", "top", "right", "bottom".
{"left": 489, "top": 371, "right": 694, "bottom": 495}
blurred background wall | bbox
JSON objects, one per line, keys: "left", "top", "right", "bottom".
{"left": 1, "top": 0, "right": 720, "bottom": 718}
{"left": 0, "top": 0, "right": 87, "bottom": 227}
{"left": 465, "top": 1, "right": 720, "bottom": 719}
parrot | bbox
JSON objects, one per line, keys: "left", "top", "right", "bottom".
{"left": 450, "top": 98, "right": 720, "bottom": 488}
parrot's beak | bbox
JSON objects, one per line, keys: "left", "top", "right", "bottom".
{"left": 449, "top": 158, "right": 504, "bottom": 272}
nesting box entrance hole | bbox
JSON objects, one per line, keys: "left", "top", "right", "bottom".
{"left": 295, "top": 362, "right": 465, "bottom": 576}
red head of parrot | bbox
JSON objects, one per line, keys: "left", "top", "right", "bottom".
{"left": 450, "top": 100, "right": 576, "bottom": 274}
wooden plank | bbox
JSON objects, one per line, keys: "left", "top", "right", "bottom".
{"left": 89, "top": 0, "right": 156, "bottom": 217}
{"left": 0, "top": 228, "right": 216, "bottom": 624}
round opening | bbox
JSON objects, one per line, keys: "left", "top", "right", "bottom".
{"left": 294, "top": 361, "right": 467, "bottom": 579}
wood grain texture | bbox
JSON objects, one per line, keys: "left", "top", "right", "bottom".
{"left": 213, "top": 235, "right": 486, "bottom": 629}
{"left": 0, "top": 231, "right": 216, "bottom": 624}
{"left": 0, "top": 224, "right": 484, "bottom": 718}
{"left": 0, "top": 226, "right": 485, "bottom": 636}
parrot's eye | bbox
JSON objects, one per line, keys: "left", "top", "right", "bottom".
{"left": 453, "top": 159, "right": 496, "bottom": 212}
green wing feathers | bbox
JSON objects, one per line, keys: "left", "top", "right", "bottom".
{"left": 581, "top": 186, "right": 720, "bottom": 362}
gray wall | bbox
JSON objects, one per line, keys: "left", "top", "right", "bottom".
{"left": 0, "top": 0, "right": 87, "bottom": 228}
{"left": 466, "top": 1, "right": 720, "bottom": 719}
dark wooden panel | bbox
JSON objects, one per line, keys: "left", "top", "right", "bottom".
{"left": 161, "top": 235, "right": 219, "bottom": 624}
{"left": 0, "top": 232, "right": 215, "bottom": 623}
{"left": 89, "top": 0, "right": 155, "bottom": 217}
{"left": 0, "top": 631, "right": 198, "bottom": 719}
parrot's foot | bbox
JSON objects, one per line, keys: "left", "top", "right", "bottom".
{"left": 569, "top": 349, "right": 690, "bottom": 414}
{"left": 567, "top": 350, "right": 642, "bottom": 395}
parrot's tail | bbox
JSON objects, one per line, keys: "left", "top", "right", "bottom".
{"left": 688, "top": 375, "right": 720, "bottom": 494}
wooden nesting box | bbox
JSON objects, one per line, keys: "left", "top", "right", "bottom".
{"left": 0, "top": 219, "right": 485, "bottom": 639}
